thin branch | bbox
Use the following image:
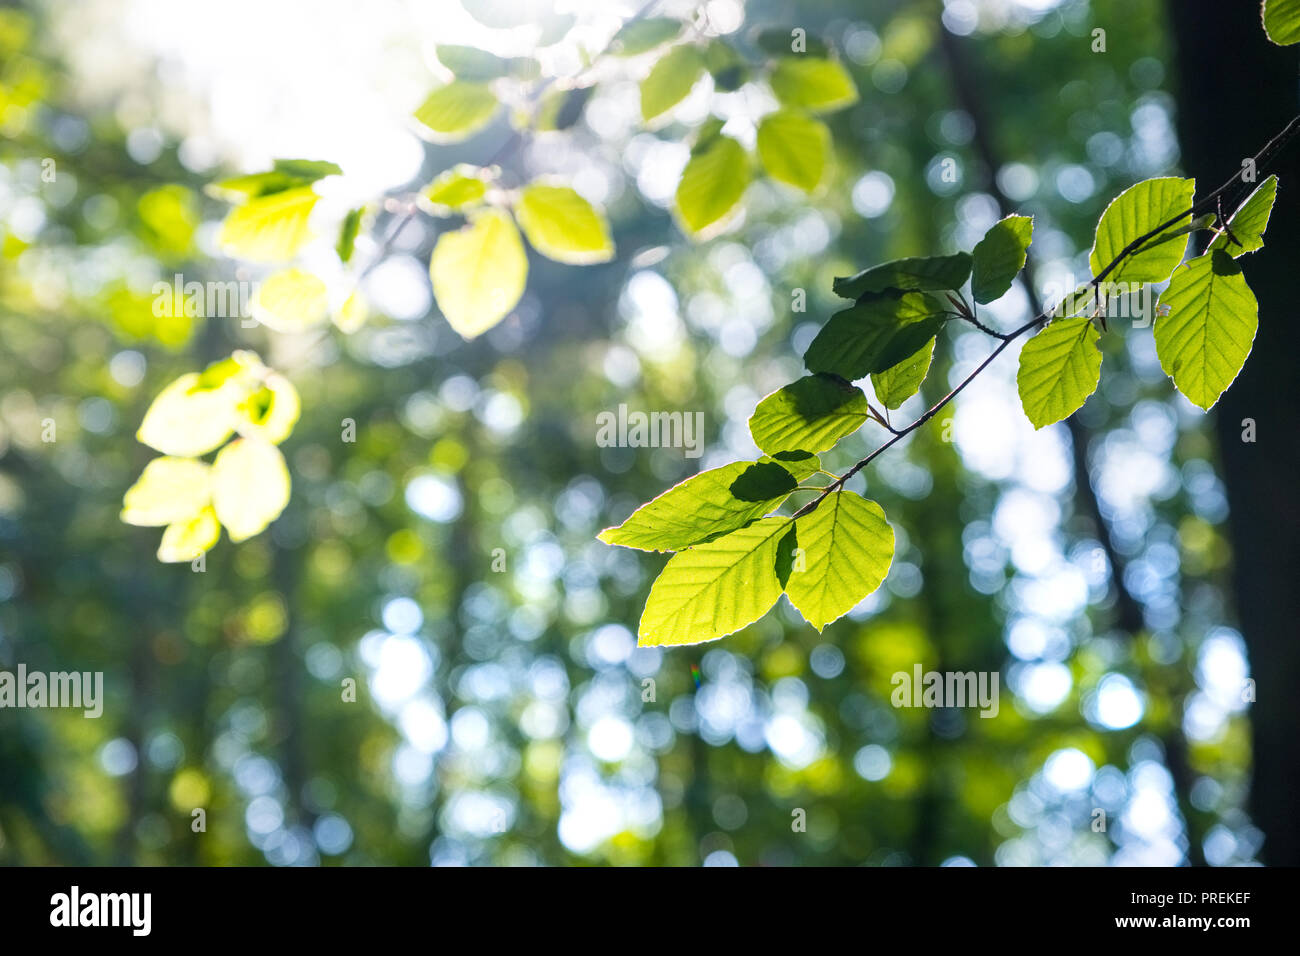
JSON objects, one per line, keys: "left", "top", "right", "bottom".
{"left": 794, "top": 111, "right": 1300, "bottom": 523}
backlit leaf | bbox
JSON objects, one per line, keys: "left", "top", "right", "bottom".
{"left": 1089, "top": 176, "right": 1195, "bottom": 284}
{"left": 640, "top": 44, "right": 705, "bottom": 121}
{"left": 137, "top": 373, "right": 238, "bottom": 457}
{"left": 675, "top": 134, "right": 750, "bottom": 236}
{"left": 515, "top": 183, "right": 614, "bottom": 264}
{"left": 157, "top": 506, "right": 220, "bottom": 563}
{"left": 414, "top": 81, "right": 499, "bottom": 142}
{"left": 1155, "top": 251, "right": 1258, "bottom": 410}
{"left": 871, "top": 338, "right": 934, "bottom": 410}
{"left": 211, "top": 439, "right": 291, "bottom": 543}
{"left": 805, "top": 292, "right": 951, "bottom": 380}
{"left": 769, "top": 57, "right": 858, "bottom": 113}
{"left": 756, "top": 109, "right": 829, "bottom": 192}
{"left": 1015, "top": 315, "right": 1102, "bottom": 429}
{"left": 638, "top": 517, "right": 790, "bottom": 646}
{"left": 429, "top": 208, "right": 528, "bottom": 339}
{"left": 971, "top": 214, "right": 1033, "bottom": 304}
{"left": 749, "top": 374, "right": 870, "bottom": 455}
{"left": 784, "top": 490, "right": 893, "bottom": 631}
{"left": 1208, "top": 174, "right": 1278, "bottom": 257}
{"left": 217, "top": 187, "right": 317, "bottom": 262}
{"left": 250, "top": 268, "right": 329, "bottom": 333}
{"left": 121, "top": 457, "right": 213, "bottom": 527}
{"left": 833, "top": 254, "right": 972, "bottom": 299}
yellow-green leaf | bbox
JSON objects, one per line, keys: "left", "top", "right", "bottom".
{"left": 756, "top": 109, "right": 829, "bottom": 192}
{"left": 749, "top": 374, "right": 870, "bottom": 455}
{"left": 638, "top": 516, "right": 789, "bottom": 646}
{"left": 1015, "top": 315, "right": 1102, "bottom": 429}
{"left": 971, "top": 214, "right": 1033, "bottom": 304}
{"left": 1208, "top": 174, "right": 1277, "bottom": 258}
{"left": 871, "top": 338, "right": 934, "bottom": 410}
{"left": 235, "top": 372, "right": 300, "bottom": 445}
{"left": 137, "top": 372, "right": 239, "bottom": 457}
{"left": 211, "top": 439, "right": 291, "bottom": 543}
{"left": 675, "top": 134, "right": 750, "bottom": 236}
{"left": 784, "top": 490, "right": 894, "bottom": 631}
{"left": 414, "top": 81, "right": 499, "bottom": 142}
{"left": 429, "top": 208, "right": 528, "bottom": 339}
{"left": 640, "top": 44, "right": 705, "bottom": 121}
{"left": 121, "top": 457, "right": 212, "bottom": 527}
{"left": 598, "top": 460, "right": 795, "bottom": 552}
{"left": 768, "top": 57, "right": 858, "bottom": 113}
{"left": 1155, "top": 251, "right": 1258, "bottom": 411}
{"left": 1089, "top": 176, "right": 1194, "bottom": 284}
{"left": 515, "top": 183, "right": 614, "bottom": 264}
{"left": 157, "top": 506, "right": 220, "bottom": 563}
{"left": 250, "top": 268, "right": 329, "bottom": 333}
{"left": 420, "top": 164, "right": 491, "bottom": 215}
{"left": 217, "top": 187, "right": 318, "bottom": 263}
{"left": 1263, "top": 0, "right": 1300, "bottom": 44}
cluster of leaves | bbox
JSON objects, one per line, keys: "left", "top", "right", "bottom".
{"left": 124, "top": 12, "right": 862, "bottom": 560}
{"left": 599, "top": 168, "right": 1279, "bottom": 648}
{"left": 121, "top": 351, "right": 297, "bottom": 562}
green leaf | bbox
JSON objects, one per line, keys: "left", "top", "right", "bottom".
{"left": 784, "top": 490, "right": 893, "bottom": 631}
{"left": 121, "top": 457, "right": 213, "bottom": 527}
{"left": 336, "top": 206, "right": 363, "bottom": 263}
{"left": 675, "top": 134, "right": 751, "bottom": 236}
{"left": 1263, "top": 0, "right": 1300, "bottom": 44}
{"left": 208, "top": 159, "right": 339, "bottom": 202}
{"left": 250, "top": 268, "right": 329, "bottom": 333}
{"left": 728, "top": 461, "right": 798, "bottom": 501}
{"left": 211, "top": 439, "right": 291, "bottom": 543}
{"left": 429, "top": 208, "right": 528, "bottom": 339}
{"left": 414, "top": 81, "right": 499, "bottom": 142}
{"left": 971, "top": 214, "right": 1033, "bottom": 304}
{"left": 157, "top": 506, "right": 220, "bottom": 563}
{"left": 234, "top": 372, "right": 299, "bottom": 446}
{"left": 756, "top": 29, "right": 830, "bottom": 58}
{"left": 597, "top": 460, "right": 795, "bottom": 552}
{"left": 612, "top": 17, "right": 681, "bottom": 56}
{"left": 217, "top": 187, "right": 318, "bottom": 262}
{"left": 420, "top": 164, "right": 491, "bottom": 215}
{"left": 1208, "top": 174, "right": 1277, "bottom": 257}
{"left": 638, "top": 516, "right": 790, "bottom": 646}
{"left": 805, "top": 293, "right": 951, "bottom": 380}
{"left": 764, "top": 450, "right": 821, "bottom": 481}
{"left": 514, "top": 183, "right": 614, "bottom": 264}
{"left": 871, "top": 338, "right": 934, "bottom": 410}
{"left": 640, "top": 44, "right": 705, "bottom": 121}
{"left": 703, "top": 39, "right": 747, "bottom": 91}
{"left": 1088, "top": 176, "right": 1195, "bottom": 284}
{"left": 137, "top": 373, "right": 239, "bottom": 457}
{"left": 749, "top": 374, "right": 870, "bottom": 455}
{"left": 435, "top": 45, "right": 511, "bottom": 79}
{"left": 756, "top": 109, "right": 829, "bottom": 192}
{"left": 1155, "top": 251, "right": 1258, "bottom": 410}
{"left": 536, "top": 86, "right": 593, "bottom": 132}
{"left": 833, "top": 253, "right": 972, "bottom": 299}
{"left": 768, "top": 57, "right": 858, "bottom": 113}
{"left": 1015, "top": 316, "right": 1103, "bottom": 429}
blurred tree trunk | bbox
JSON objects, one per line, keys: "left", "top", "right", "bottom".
{"left": 1169, "top": 1, "right": 1300, "bottom": 865}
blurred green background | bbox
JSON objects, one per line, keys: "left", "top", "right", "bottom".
{"left": 2, "top": 0, "right": 1297, "bottom": 866}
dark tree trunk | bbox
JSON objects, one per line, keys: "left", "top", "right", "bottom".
{"left": 1169, "top": 2, "right": 1300, "bottom": 865}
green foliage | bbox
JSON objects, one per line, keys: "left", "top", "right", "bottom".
{"left": 1088, "top": 176, "right": 1195, "bottom": 283}
{"left": 1262, "top": 0, "right": 1300, "bottom": 44}
{"left": 756, "top": 109, "right": 830, "bottom": 192}
{"left": 675, "top": 132, "right": 751, "bottom": 236}
{"left": 871, "top": 338, "right": 934, "bottom": 410}
{"left": 515, "top": 183, "right": 614, "bottom": 264}
{"left": 768, "top": 56, "right": 859, "bottom": 113}
{"left": 784, "top": 491, "right": 894, "bottom": 631}
{"left": 216, "top": 186, "right": 318, "bottom": 262}
{"left": 805, "top": 293, "right": 952, "bottom": 379}
{"left": 420, "top": 164, "right": 492, "bottom": 214}
{"left": 1208, "top": 174, "right": 1277, "bottom": 257}
{"left": 832, "top": 254, "right": 972, "bottom": 299}
{"left": 640, "top": 44, "right": 705, "bottom": 121}
{"left": 749, "top": 375, "right": 870, "bottom": 455}
{"left": 413, "top": 81, "right": 500, "bottom": 142}
{"left": 1016, "top": 316, "right": 1103, "bottom": 429}
{"left": 1155, "top": 251, "right": 1258, "bottom": 410}
{"left": 610, "top": 17, "right": 680, "bottom": 56}
{"left": 428, "top": 208, "right": 528, "bottom": 339}
{"left": 971, "top": 215, "right": 1033, "bottom": 304}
